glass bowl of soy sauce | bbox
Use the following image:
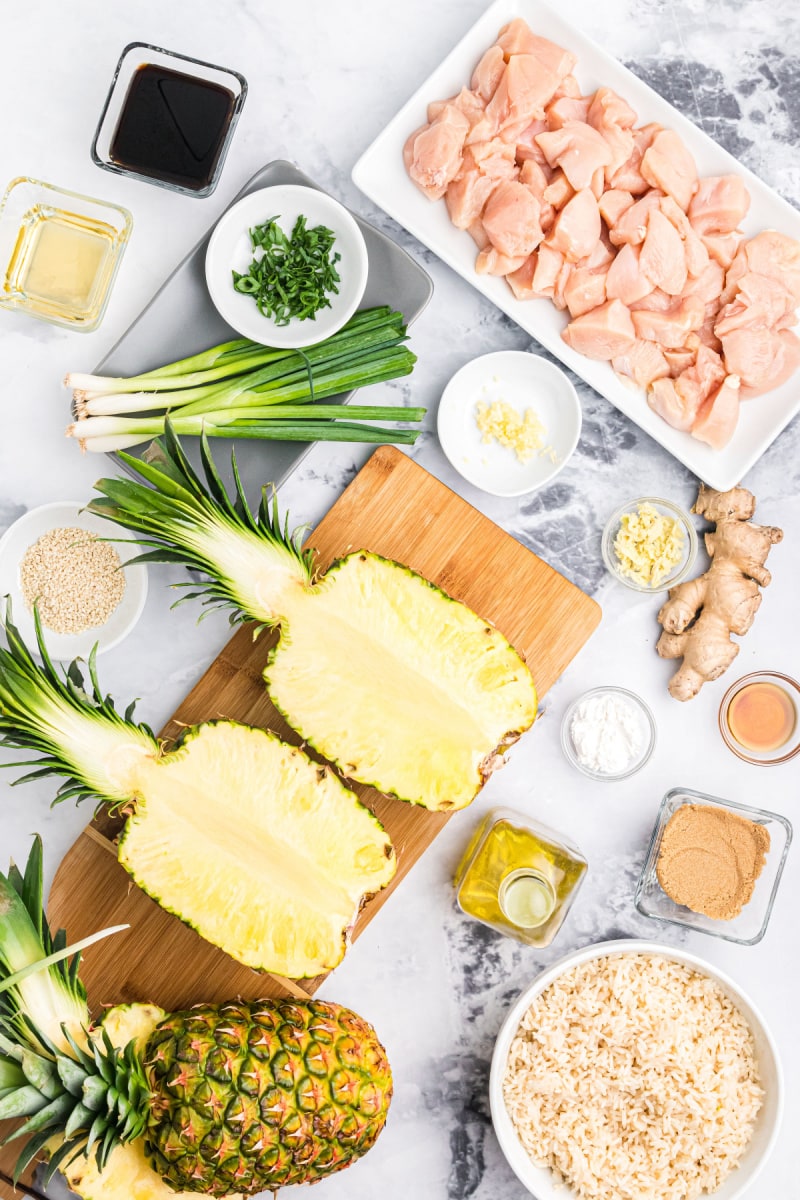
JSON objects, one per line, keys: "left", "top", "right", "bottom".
{"left": 91, "top": 43, "right": 247, "bottom": 197}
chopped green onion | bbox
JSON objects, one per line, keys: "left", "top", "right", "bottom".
{"left": 232, "top": 214, "right": 341, "bottom": 325}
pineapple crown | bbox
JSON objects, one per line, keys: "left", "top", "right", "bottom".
{"left": 89, "top": 424, "right": 316, "bottom": 627}
{"left": 0, "top": 604, "right": 157, "bottom": 809}
{"left": 0, "top": 839, "right": 140, "bottom": 1186}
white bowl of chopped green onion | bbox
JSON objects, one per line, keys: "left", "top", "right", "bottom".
{"left": 205, "top": 184, "right": 369, "bottom": 348}
{"left": 437, "top": 351, "right": 582, "bottom": 497}
{"left": 0, "top": 502, "right": 148, "bottom": 660}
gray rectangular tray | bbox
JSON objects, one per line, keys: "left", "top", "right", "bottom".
{"left": 95, "top": 159, "right": 433, "bottom": 496}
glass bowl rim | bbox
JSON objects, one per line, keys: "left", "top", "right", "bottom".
{"left": 601, "top": 495, "right": 699, "bottom": 592}
{"left": 0, "top": 175, "right": 133, "bottom": 227}
{"left": 560, "top": 685, "right": 657, "bottom": 781}
{"left": 633, "top": 785, "right": 794, "bottom": 945}
{"left": 718, "top": 670, "right": 800, "bottom": 766}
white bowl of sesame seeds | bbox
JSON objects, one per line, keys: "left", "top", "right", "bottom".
{"left": 0, "top": 501, "right": 148, "bottom": 660}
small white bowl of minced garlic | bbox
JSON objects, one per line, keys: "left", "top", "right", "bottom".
{"left": 0, "top": 501, "right": 148, "bottom": 659}
{"left": 601, "top": 496, "right": 698, "bottom": 592}
{"left": 437, "top": 351, "right": 582, "bottom": 497}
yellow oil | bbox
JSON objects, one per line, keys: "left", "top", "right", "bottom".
{"left": 4, "top": 205, "right": 117, "bottom": 323}
{"left": 455, "top": 811, "right": 587, "bottom": 947}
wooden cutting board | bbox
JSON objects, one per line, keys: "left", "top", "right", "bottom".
{"left": 0, "top": 446, "right": 600, "bottom": 1197}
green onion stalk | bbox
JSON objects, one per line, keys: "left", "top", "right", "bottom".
{"left": 65, "top": 307, "right": 425, "bottom": 452}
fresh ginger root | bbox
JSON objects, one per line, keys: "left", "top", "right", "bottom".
{"left": 656, "top": 484, "right": 783, "bottom": 701}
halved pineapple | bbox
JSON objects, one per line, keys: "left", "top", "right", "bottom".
{"left": 90, "top": 432, "right": 538, "bottom": 811}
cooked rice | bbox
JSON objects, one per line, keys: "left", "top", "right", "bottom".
{"left": 503, "top": 953, "right": 762, "bottom": 1200}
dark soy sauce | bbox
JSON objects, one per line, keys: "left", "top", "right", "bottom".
{"left": 109, "top": 64, "right": 235, "bottom": 191}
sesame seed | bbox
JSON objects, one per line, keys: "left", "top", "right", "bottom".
{"left": 19, "top": 526, "right": 126, "bottom": 635}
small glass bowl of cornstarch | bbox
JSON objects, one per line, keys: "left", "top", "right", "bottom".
{"left": 561, "top": 686, "right": 656, "bottom": 781}
{"left": 0, "top": 502, "right": 148, "bottom": 659}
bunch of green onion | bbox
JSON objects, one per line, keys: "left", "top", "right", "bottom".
{"left": 65, "top": 306, "right": 423, "bottom": 453}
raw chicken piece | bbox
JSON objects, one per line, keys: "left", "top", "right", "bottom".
{"left": 590, "top": 167, "right": 606, "bottom": 200}
{"left": 475, "top": 246, "right": 528, "bottom": 275}
{"left": 472, "top": 54, "right": 564, "bottom": 140}
{"left": 405, "top": 105, "right": 470, "bottom": 200}
{"left": 639, "top": 209, "right": 688, "bottom": 295}
{"left": 515, "top": 119, "right": 550, "bottom": 166}
{"left": 553, "top": 260, "right": 576, "bottom": 310}
{"left": 467, "top": 218, "right": 490, "bottom": 250}
{"left": 564, "top": 266, "right": 608, "bottom": 317}
{"left": 681, "top": 260, "right": 725, "bottom": 305}
{"left": 506, "top": 254, "right": 539, "bottom": 300}
{"left": 701, "top": 231, "right": 744, "bottom": 270}
{"left": 532, "top": 244, "right": 565, "bottom": 295}
{"left": 519, "top": 160, "right": 555, "bottom": 229}
{"left": 545, "top": 95, "right": 592, "bottom": 129}
{"left": 469, "top": 137, "right": 519, "bottom": 178}
{"left": 735, "top": 231, "right": 800, "bottom": 305}
{"left": 715, "top": 272, "right": 796, "bottom": 337}
{"left": 739, "top": 330, "right": 800, "bottom": 398}
{"left": 552, "top": 74, "right": 582, "bottom": 100}
{"left": 598, "top": 189, "right": 635, "bottom": 227}
{"left": 545, "top": 188, "right": 601, "bottom": 262}
{"left": 688, "top": 176, "right": 750, "bottom": 236}
{"left": 609, "top": 190, "right": 664, "bottom": 246}
{"left": 640, "top": 130, "right": 698, "bottom": 212}
{"left": 584, "top": 233, "right": 616, "bottom": 271}
{"left": 445, "top": 170, "right": 496, "bottom": 229}
{"left": 482, "top": 180, "right": 544, "bottom": 257}
{"left": 562, "top": 299, "right": 636, "bottom": 359}
{"left": 496, "top": 21, "right": 577, "bottom": 79}
{"left": 587, "top": 87, "right": 637, "bottom": 177}
{"left": 606, "top": 243, "right": 656, "bottom": 305}
{"left": 610, "top": 123, "right": 662, "bottom": 194}
{"left": 471, "top": 45, "right": 506, "bottom": 102}
{"left": 646, "top": 346, "right": 723, "bottom": 429}
{"left": 692, "top": 375, "right": 741, "bottom": 448}
{"left": 659, "top": 196, "right": 709, "bottom": 277}
{"left": 629, "top": 288, "right": 675, "bottom": 313}
{"left": 542, "top": 169, "right": 575, "bottom": 210}
{"left": 535, "top": 121, "right": 613, "bottom": 191}
{"left": 632, "top": 295, "right": 705, "bottom": 347}
{"left": 612, "top": 339, "right": 670, "bottom": 388}
{"left": 428, "top": 88, "right": 486, "bottom": 131}
{"left": 648, "top": 378, "right": 693, "bottom": 429}
{"left": 664, "top": 346, "right": 699, "bottom": 375}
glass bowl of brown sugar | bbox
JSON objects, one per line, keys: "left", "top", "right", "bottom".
{"left": 634, "top": 787, "right": 792, "bottom": 946}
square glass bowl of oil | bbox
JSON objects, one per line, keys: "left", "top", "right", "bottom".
{"left": 91, "top": 43, "right": 247, "bottom": 197}
{"left": 454, "top": 808, "right": 587, "bottom": 948}
{"left": 0, "top": 178, "right": 132, "bottom": 332}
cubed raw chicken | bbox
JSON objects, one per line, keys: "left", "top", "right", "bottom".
{"left": 545, "top": 95, "right": 593, "bottom": 129}
{"left": 445, "top": 140, "right": 518, "bottom": 229}
{"left": 664, "top": 346, "right": 699, "bottom": 376}
{"left": 701, "top": 231, "right": 744, "bottom": 270}
{"left": 542, "top": 169, "right": 575, "bottom": 210}
{"left": 639, "top": 209, "right": 688, "bottom": 295}
{"left": 562, "top": 299, "right": 636, "bottom": 359}
{"left": 739, "top": 330, "right": 800, "bottom": 398}
{"left": 506, "top": 254, "right": 540, "bottom": 300}
{"left": 471, "top": 45, "right": 506, "bottom": 102}
{"left": 688, "top": 176, "right": 751, "bottom": 236}
{"left": 715, "top": 272, "right": 796, "bottom": 337}
{"left": 482, "top": 180, "right": 544, "bottom": 257}
{"left": 546, "top": 188, "right": 601, "bottom": 262}
{"left": 692, "top": 375, "right": 741, "bottom": 448}
{"left": 587, "top": 87, "right": 637, "bottom": 178}
{"left": 564, "top": 266, "right": 608, "bottom": 317}
{"left": 727, "top": 231, "right": 800, "bottom": 306}
{"left": 428, "top": 88, "right": 486, "bottom": 131}
{"left": 475, "top": 246, "right": 529, "bottom": 275}
{"left": 404, "top": 104, "right": 470, "bottom": 200}
{"left": 609, "top": 190, "right": 664, "bottom": 246}
{"left": 535, "top": 121, "right": 613, "bottom": 191}
{"left": 515, "top": 119, "right": 550, "bottom": 166}
{"left": 610, "top": 123, "right": 662, "bottom": 194}
{"left": 606, "top": 242, "right": 655, "bottom": 305}
{"left": 496, "top": 20, "right": 577, "bottom": 79}
{"left": 641, "top": 130, "right": 698, "bottom": 212}
{"left": 612, "top": 339, "right": 670, "bottom": 388}
{"left": 659, "top": 196, "right": 709, "bottom": 277}
{"left": 472, "top": 54, "right": 564, "bottom": 140}
{"left": 552, "top": 74, "right": 582, "bottom": 100}
{"left": 647, "top": 345, "right": 725, "bottom": 430}
{"left": 532, "top": 244, "right": 565, "bottom": 296}
{"left": 721, "top": 326, "right": 800, "bottom": 393}
{"left": 632, "top": 295, "right": 705, "bottom": 347}
{"left": 682, "top": 260, "right": 725, "bottom": 305}
{"left": 598, "top": 189, "right": 635, "bottom": 227}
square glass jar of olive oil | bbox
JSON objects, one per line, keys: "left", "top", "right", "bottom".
{"left": 454, "top": 808, "right": 587, "bottom": 947}
{"left": 0, "top": 178, "right": 132, "bottom": 331}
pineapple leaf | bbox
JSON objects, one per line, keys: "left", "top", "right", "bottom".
{"left": 11, "top": 1128, "right": 56, "bottom": 1186}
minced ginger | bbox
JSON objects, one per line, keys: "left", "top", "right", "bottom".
{"left": 613, "top": 503, "right": 685, "bottom": 587}
{"left": 475, "top": 399, "right": 556, "bottom": 464}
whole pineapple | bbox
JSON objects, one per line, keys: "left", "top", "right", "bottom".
{"left": 0, "top": 840, "right": 392, "bottom": 1197}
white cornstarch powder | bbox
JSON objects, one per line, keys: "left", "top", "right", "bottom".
{"left": 19, "top": 526, "right": 125, "bottom": 635}
{"left": 570, "top": 691, "right": 645, "bottom": 774}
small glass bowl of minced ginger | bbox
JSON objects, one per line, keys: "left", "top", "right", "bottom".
{"left": 601, "top": 496, "right": 698, "bottom": 593}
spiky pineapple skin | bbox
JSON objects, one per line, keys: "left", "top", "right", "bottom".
{"left": 143, "top": 999, "right": 392, "bottom": 1196}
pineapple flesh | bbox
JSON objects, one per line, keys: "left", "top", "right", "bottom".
{"left": 90, "top": 434, "right": 539, "bottom": 812}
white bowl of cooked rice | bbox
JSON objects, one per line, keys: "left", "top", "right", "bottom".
{"left": 490, "top": 940, "right": 782, "bottom": 1200}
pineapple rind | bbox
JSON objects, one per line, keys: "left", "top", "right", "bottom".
{"left": 267, "top": 551, "right": 537, "bottom": 810}
{"left": 118, "top": 721, "right": 396, "bottom": 979}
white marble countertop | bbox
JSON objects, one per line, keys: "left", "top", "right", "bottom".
{"left": 1, "top": 1, "right": 798, "bottom": 1197}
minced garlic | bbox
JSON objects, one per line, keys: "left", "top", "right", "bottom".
{"left": 613, "top": 502, "right": 685, "bottom": 587}
{"left": 475, "top": 399, "right": 556, "bottom": 464}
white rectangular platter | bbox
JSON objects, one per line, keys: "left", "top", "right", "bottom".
{"left": 352, "top": 0, "right": 800, "bottom": 491}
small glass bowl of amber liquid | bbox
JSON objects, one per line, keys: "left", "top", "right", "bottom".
{"left": 0, "top": 178, "right": 132, "bottom": 331}
{"left": 719, "top": 671, "right": 800, "bottom": 766}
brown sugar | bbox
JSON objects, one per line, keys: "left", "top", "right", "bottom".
{"left": 656, "top": 804, "right": 770, "bottom": 921}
